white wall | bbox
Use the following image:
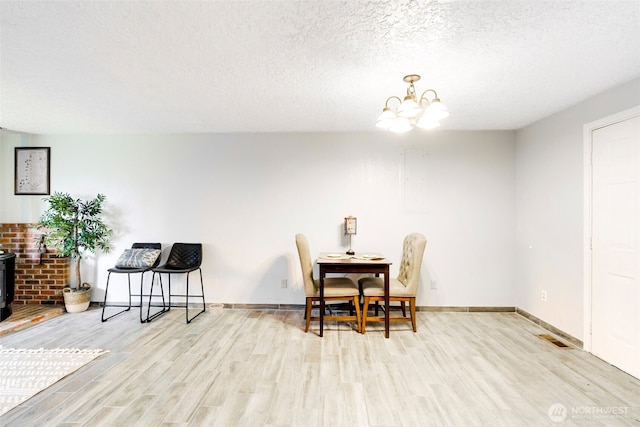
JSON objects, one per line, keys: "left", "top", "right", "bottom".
{"left": 1, "top": 130, "right": 516, "bottom": 307}
{"left": 515, "top": 76, "right": 640, "bottom": 340}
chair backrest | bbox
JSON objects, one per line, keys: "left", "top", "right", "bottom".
{"left": 295, "top": 234, "right": 316, "bottom": 295}
{"left": 165, "top": 243, "right": 202, "bottom": 269}
{"left": 132, "top": 242, "right": 162, "bottom": 268}
{"left": 396, "top": 233, "right": 427, "bottom": 294}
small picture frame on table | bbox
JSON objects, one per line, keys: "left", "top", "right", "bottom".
{"left": 14, "top": 147, "right": 51, "bottom": 195}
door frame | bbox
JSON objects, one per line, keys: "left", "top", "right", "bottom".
{"left": 583, "top": 105, "right": 640, "bottom": 352}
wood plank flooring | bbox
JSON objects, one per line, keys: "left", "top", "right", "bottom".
{"left": 0, "top": 306, "right": 639, "bottom": 426}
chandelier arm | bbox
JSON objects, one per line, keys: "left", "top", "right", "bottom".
{"left": 417, "top": 97, "right": 430, "bottom": 109}
{"left": 418, "top": 89, "right": 438, "bottom": 103}
{"left": 384, "top": 96, "right": 403, "bottom": 109}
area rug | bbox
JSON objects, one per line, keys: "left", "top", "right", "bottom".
{"left": 0, "top": 347, "right": 109, "bottom": 416}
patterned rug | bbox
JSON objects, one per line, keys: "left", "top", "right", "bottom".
{"left": 0, "top": 347, "right": 109, "bottom": 416}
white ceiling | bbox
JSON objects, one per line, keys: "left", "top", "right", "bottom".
{"left": 1, "top": 0, "right": 639, "bottom": 135}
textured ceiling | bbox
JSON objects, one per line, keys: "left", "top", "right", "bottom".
{"left": 1, "top": 0, "right": 639, "bottom": 134}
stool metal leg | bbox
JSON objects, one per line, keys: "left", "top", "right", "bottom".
{"left": 102, "top": 272, "right": 134, "bottom": 322}
{"left": 138, "top": 272, "right": 147, "bottom": 323}
{"left": 146, "top": 272, "right": 168, "bottom": 322}
{"left": 185, "top": 268, "right": 206, "bottom": 324}
{"left": 146, "top": 268, "right": 206, "bottom": 324}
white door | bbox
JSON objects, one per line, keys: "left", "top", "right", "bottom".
{"left": 591, "top": 114, "right": 640, "bottom": 379}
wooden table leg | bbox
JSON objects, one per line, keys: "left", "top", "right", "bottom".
{"left": 319, "top": 267, "right": 325, "bottom": 337}
{"left": 384, "top": 267, "right": 389, "bottom": 338}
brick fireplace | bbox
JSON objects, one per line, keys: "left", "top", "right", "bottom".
{"left": 0, "top": 223, "right": 69, "bottom": 305}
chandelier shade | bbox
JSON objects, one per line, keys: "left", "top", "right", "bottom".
{"left": 375, "top": 107, "right": 397, "bottom": 129}
{"left": 390, "top": 117, "right": 413, "bottom": 133}
{"left": 397, "top": 97, "right": 422, "bottom": 118}
{"left": 376, "top": 74, "right": 449, "bottom": 133}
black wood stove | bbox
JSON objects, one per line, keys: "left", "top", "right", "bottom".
{"left": 0, "top": 252, "right": 16, "bottom": 321}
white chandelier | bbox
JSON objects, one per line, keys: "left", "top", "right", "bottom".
{"left": 376, "top": 74, "right": 449, "bottom": 133}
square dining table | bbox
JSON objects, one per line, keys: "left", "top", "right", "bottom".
{"left": 316, "top": 253, "right": 392, "bottom": 338}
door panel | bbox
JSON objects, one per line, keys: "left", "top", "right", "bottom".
{"left": 591, "top": 115, "right": 640, "bottom": 379}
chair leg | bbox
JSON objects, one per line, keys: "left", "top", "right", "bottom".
{"left": 138, "top": 272, "right": 146, "bottom": 323}
{"left": 353, "top": 296, "right": 362, "bottom": 333}
{"left": 167, "top": 274, "right": 172, "bottom": 311}
{"left": 101, "top": 272, "right": 111, "bottom": 322}
{"left": 198, "top": 268, "right": 206, "bottom": 314}
{"left": 410, "top": 297, "right": 417, "bottom": 332}
{"left": 127, "top": 274, "right": 132, "bottom": 311}
{"left": 400, "top": 300, "right": 407, "bottom": 317}
{"left": 304, "top": 298, "right": 312, "bottom": 332}
{"left": 146, "top": 272, "right": 168, "bottom": 322}
{"left": 185, "top": 268, "right": 206, "bottom": 324}
{"left": 101, "top": 272, "right": 134, "bottom": 322}
{"left": 362, "top": 297, "right": 371, "bottom": 334}
{"left": 185, "top": 271, "right": 190, "bottom": 323}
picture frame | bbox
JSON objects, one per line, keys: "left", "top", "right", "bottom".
{"left": 14, "top": 147, "right": 51, "bottom": 195}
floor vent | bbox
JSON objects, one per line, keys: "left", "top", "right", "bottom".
{"left": 538, "top": 334, "right": 571, "bottom": 349}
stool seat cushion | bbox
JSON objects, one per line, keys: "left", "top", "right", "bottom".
{"left": 115, "top": 248, "right": 161, "bottom": 269}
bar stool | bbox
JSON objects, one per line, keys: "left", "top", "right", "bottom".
{"left": 146, "top": 243, "right": 205, "bottom": 324}
{"left": 101, "top": 242, "right": 161, "bottom": 323}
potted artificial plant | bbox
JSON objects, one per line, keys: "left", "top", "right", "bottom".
{"left": 39, "top": 192, "right": 113, "bottom": 313}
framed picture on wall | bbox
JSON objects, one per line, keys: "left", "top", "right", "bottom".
{"left": 14, "top": 147, "right": 51, "bottom": 195}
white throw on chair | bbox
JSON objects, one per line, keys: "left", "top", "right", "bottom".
{"left": 359, "top": 233, "right": 426, "bottom": 333}
{"left": 295, "top": 234, "right": 362, "bottom": 334}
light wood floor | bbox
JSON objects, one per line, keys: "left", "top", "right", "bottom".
{"left": 0, "top": 306, "right": 639, "bottom": 426}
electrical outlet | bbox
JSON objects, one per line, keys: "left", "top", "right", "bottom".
{"left": 281, "top": 279, "right": 287, "bottom": 289}
{"left": 541, "top": 290, "right": 547, "bottom": 301}
{"left": 430, "top": 279, "right": 437, "bottom": 290}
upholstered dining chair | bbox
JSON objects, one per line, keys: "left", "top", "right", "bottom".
{"left": 147, "top": 243, "right": 205, "bottom": 324}
{"left": 359, "top": 233, "right": 427, "bottom": 333}
{"left": 295, "top": 234, "right": 362, "bottom": 334}
{"left": 101, "top": 242, "right": 162, "bottom": 323}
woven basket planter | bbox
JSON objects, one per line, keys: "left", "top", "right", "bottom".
{"left": 62, "top": 284, "right": 91, "bottom": 313}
